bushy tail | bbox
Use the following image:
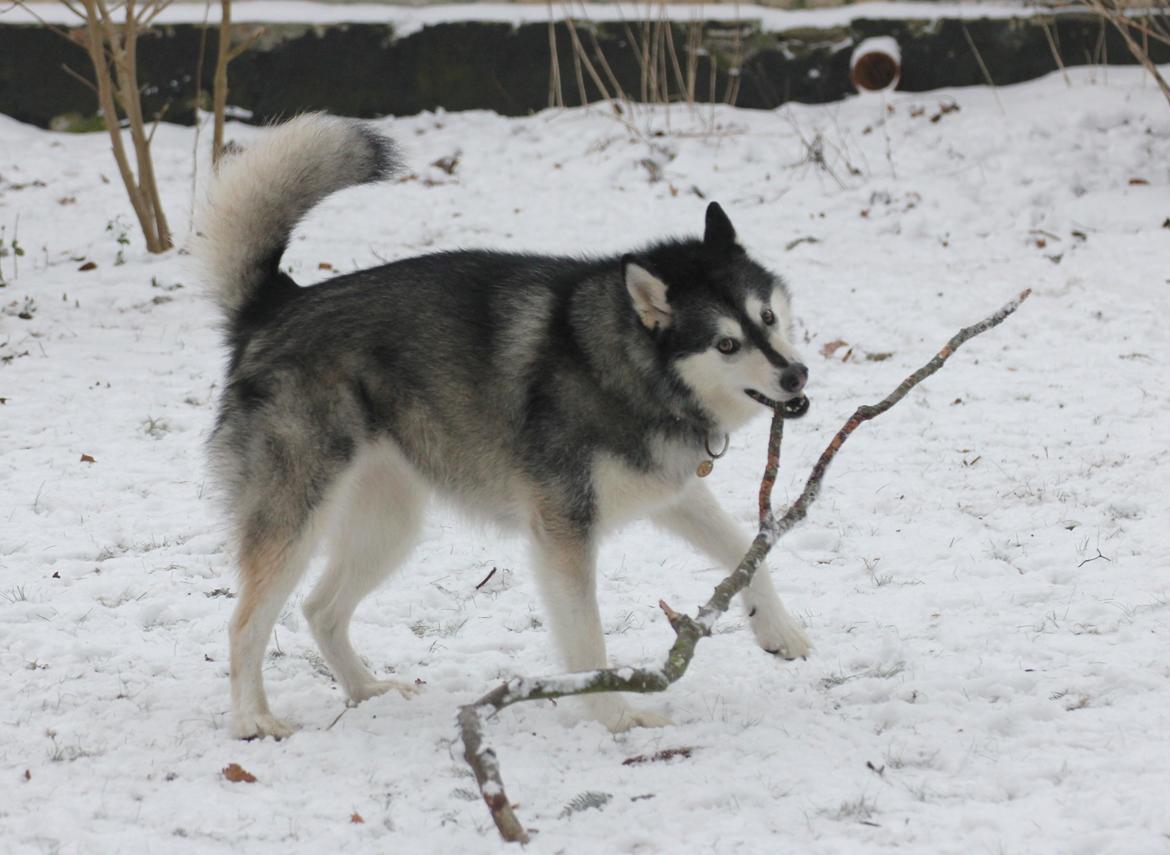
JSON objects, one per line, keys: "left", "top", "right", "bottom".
{"left": 192, "top": 113, "right": 400, "bottom": 319}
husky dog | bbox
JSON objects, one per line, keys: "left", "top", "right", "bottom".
{"left": 194, "top": 114, "right": 812, "bottom": 740}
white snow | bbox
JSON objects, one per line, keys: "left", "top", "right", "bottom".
{"left": 2, "top": 68, "right": 1170, "bottom": 853}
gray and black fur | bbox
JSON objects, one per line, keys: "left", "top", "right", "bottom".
{"left": 194, "top": 114, "right": 812, "bottom": 739}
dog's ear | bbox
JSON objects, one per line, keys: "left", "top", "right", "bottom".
{"left": 623, "top": 255, "right": 671, "bottom": 331}
{"left": 703, "top": 202, "right": 738, "bottom": 255}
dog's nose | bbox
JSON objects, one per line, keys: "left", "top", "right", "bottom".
{"left": 780, "top": 363, "right": 808, "bottom": 394}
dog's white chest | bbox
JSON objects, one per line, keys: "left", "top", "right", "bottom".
{"left": 592, "top": 440, "right": 704, "bottom": 530}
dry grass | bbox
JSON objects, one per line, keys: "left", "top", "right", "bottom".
{"left": 1087, "top": 0, "right": 1170, "bottom": 106}
{"left": 547, "top": 1, "right": 746, "bottom": 138}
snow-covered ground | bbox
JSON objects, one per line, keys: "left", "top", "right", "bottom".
{"left": 2, "top": 68, "right": 1169, "bottom": 854}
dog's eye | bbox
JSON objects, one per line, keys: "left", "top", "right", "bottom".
{"left": 761, "top": 309, "right": 776, "bottom": 326}
{"left": 716, "top": 338, "right": 740, "bottom": 355}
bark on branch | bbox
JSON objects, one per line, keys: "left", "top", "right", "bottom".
{"left": 458, "top": 289, "right": 1032, "bottom": 843}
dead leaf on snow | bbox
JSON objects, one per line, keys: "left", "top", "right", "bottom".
{"left": 222, "top": 763, "right": 257, "bottom": 784}
{"left": 431, "top": 153, "right": 460, "bottom": 175}
{"left": 820, "top": 339, "right": 849, "bottom": 358}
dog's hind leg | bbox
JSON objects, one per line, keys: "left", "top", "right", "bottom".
{"left": 529, "top": 515, "right": 672, "bottom": 732}
{"left": 230, "top": 525, "right": 317, "bottom": 740}
{"left": 222, "top": 396, "right": 354, "bottom": 739}
{"left": 652, "top": 483, "right": 811, "bottom": 660}
{"left": 303, "top": 445, "right": 426, "bottom": 705}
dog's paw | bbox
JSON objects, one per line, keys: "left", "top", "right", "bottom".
{"left": 347, "top": 679, "right": 420, "bottom": 704}
{"left": 749, "top": 606, "right": 812, "bottom": 660}
{"left": 589, "top": 696, "right": 673, "bottom": 733}
{"left": 232, "top": 712, "right": 295, "bottom": 741}
{"left": 609, "top": 708, "right": 674, "bottom": 733}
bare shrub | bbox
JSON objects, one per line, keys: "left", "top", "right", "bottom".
{"left": 18, "top": 0, "right": 175, "bottom": 253}
{"left": 1087, "top": 0, "right": 1170, "bottom": 106}
{"left": 547, "top": 2, "right": 746, "bottom": 138}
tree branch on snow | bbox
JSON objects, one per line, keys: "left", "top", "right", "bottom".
{"left": 458, "top": 288, "right": 1033, "bottom": 844}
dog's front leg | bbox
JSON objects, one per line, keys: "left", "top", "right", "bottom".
{"left": 529, "top": 525, "right": 671, "bottom": 732}
{"left": 653, "top": 483, "right": 811, "bottom": 659}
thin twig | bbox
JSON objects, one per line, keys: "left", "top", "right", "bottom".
{"left": 135, "top": 0, "right": 170, "bottom": 29}
{"left": 1077, "top": 548, "right": 1112, "bottom": 568}
{"left": 191, "top": 0, "right": 211, "bottom": 223}
{"left": 458, "top": 288, "right": 1033, "bottom": 842}
{"left": 1039, "top": 17, "right": 1071, "bottom": 88}
{"left": 146, "top": 97, "right": 170, "bottom": 143}
{"left": 1118, "top": 16, "right": 1170, "bottom": 50}
{"left": 1086, "top": 0, "right": 1170, "bottom": 105}
{"left": 227, "top": 25, "right": 264, "bottom": 62}
{"left": 586, "top": 25, "right": 630, "bottom": 113}
{"left": 61, "top": 62, "right": 100, "bottom": 95}
{"left": 12, "top": 0, "right": 77, "bottom": 43}
{"left": 546, "top": 8, "right": 564, "bottom": 108}
{"left": 962, "top": 24, "right": 1005, "bottom": 115}
{"left": 562, "top": 15, "right": 591, "bottom": 106}
{"left": 326, "top": 706, "right": 348, "bottom": 731}
{"left": 563, "top": 15, "right": 614, "bottom": 105}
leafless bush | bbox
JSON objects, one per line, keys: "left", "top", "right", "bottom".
{"left": 547, "top": 2, "right": 746, "bottom": 138}
{"left": 18, "top": 0, "right": 174, "bottom": 253}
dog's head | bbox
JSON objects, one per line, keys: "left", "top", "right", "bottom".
{"left": 624, "top": 202, "right": 809, "bottom": 432}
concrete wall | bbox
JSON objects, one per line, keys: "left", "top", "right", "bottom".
{"left": 2, "top": 11, "right": 1163, "bottom": 129}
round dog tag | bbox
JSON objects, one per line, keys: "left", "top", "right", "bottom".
{"left": 696, "top": 460, "right": 714, "bottom": 478}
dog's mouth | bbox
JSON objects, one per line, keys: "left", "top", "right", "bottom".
{"left": 745, "top": 389, "right": 810, "bottom": 419}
